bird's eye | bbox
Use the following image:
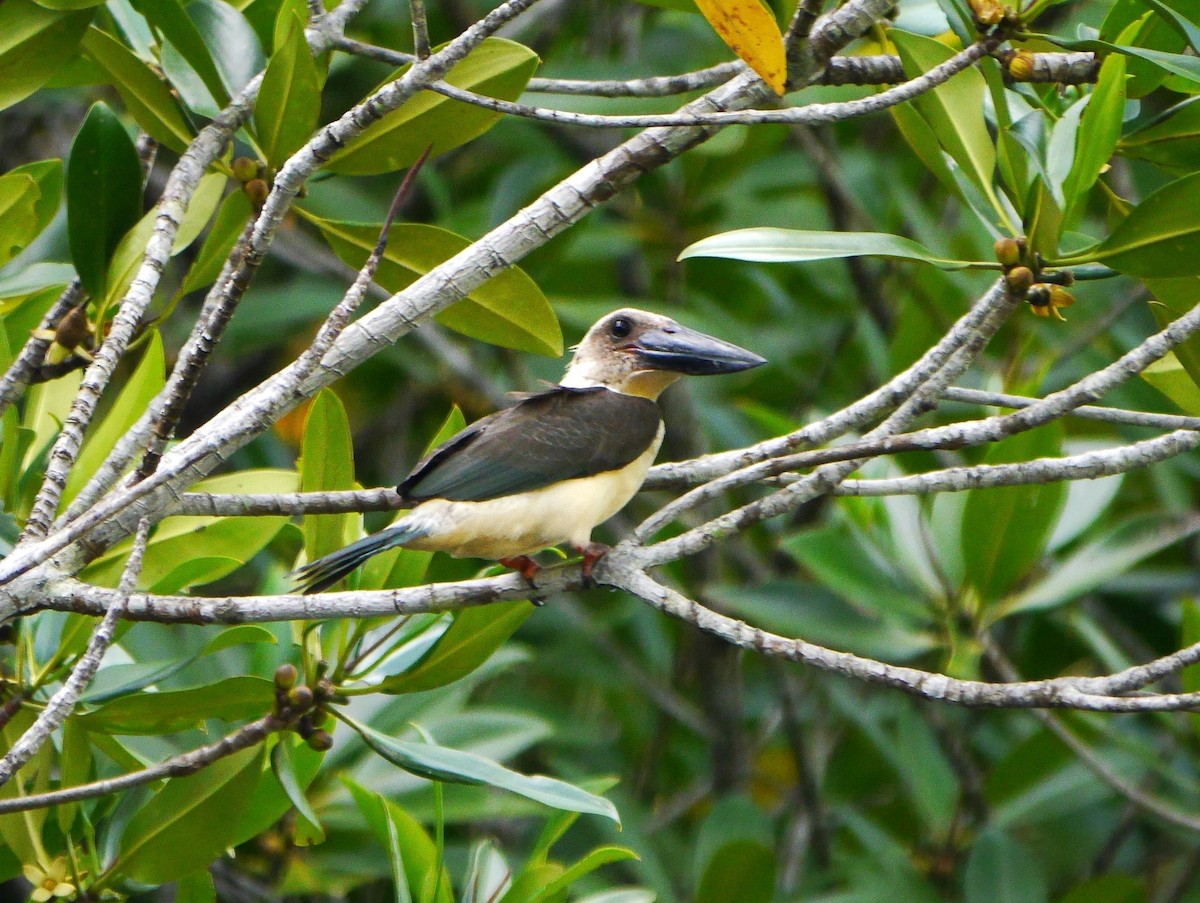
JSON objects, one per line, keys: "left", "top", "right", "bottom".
{"left": 609, "top": 317, "right": 633, "bottom": 339}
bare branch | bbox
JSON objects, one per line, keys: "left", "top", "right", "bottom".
{"left": 0, "top": 519, "right": 149, "bottom": 789}
{"left": 0, "top": 280, "right": 84, "bottom": 418}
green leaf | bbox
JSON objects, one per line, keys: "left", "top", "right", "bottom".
{"left": 302, "top": 213, "right": 562, "bottom": 356}
{"left": 57, "top": 716, "right": 92, "bottom": 834}
{"left": 695, "top": 840, "right": 775, "bottom": 903}
{"left": 129, "top": 0, "right": 228, "bottom": 108}
{"left": 8, "top": 158, "right": 63, "bottom": 237}
{"left": 301, "top": 388, "right": 356, "bottom": 564}
{"left": 1100, "top": 1, "right": 1188, "bottom": 97}
{"left": 176, "top": 870, "right": 217, "bottom": 903}
{"left": 961, "top": 423, "right": 1066, "bottom": 604}
{"left": 1003, "top": 514, "right": 1200, "bottom": 616}
{"left": 0, "top": 173, "right": 40, "bottom": 268}
{"left": 890, "top": 29, "right": 1000, "bottom": 216}
{"left": 235, "top": 735, "right": 324, "bottom": 843}
{"left": 31, "top": 0, "right": 107, "bottom": 8}
{"left": 1141, "top": 351, "right": 1200, "bottom": 415}
{"left": 343, "top": 779, "right": 454, "bottom": 903}
{"left": 1057, "top": 170, "right": 1200, "bottom": 276}
{"left": 178, "top": 188, "right": 253, "bottom": 297}
{"left": 1062, "top": 53, "right": 1127, "bottom": 220}
{"left": 63, "top": 330, "right": 165, "bottom": 506}
{"left": 254, "top": 11, "right": 322, "bottom": 167}
{"left": 80, "top": 468, "right": 299, "bottom": 591}
{"left": 1121, "top": 96, "right": 1200, "bottom": 173}
{"left": 182, "top": 0, "right": 264, "bottom": 96}
{"left": 67, "top": 101, "right": 144, "bottom": 297}
{"left": 1144, "top": 276, "right": 1200, "bottom": 393}
{"left": 0, "top": 0, "right": 93, "bottom": 112}
{"left": 963, "top": 830, "right": 1047, "bottom": 903}
{"left": 270, "top": 739, "right": 324, "bottom": 843}
{"left": 529, "top": 847, "right": 640, "bottom": 903}
{"left": 1056, "top": 875, "right": 1145, "bottom": 903}
{"left": 200, "top": 624, "right": 278, "bottom": 656}
{"left": 1139, "top": 0, "right": 1200, "bottom": 53}
{"left": 1044, "top": 35, "right": 1200, "bottom": 87}
{"left": 377, "top": 600, "right": 534, "bottom": 694}
{"left": 82, "top": 26, "right": 193, "bottom": 152}
{"left": 77, "top": 675, "right": 275, "bottom": 734}
{"left": 679, "top": 227, "right": 981, "bottom": 269}
{"left": 114, "top": 745, "right": 264, "bottom": 885}
{"left": 326, "top": 38, "right": 539, "bottom": 175}
{"left": 346, "top": 716, "right": 621, "bottom": 823}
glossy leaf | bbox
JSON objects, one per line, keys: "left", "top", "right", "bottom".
{"left": 0, "top": 173, "right": 40, "bottom": 268}
{"left": 344, "top": 779, "right": 454, "bottom": 903}
{"left": 114, "top": 746, "right": 264, "bottom": 884}
{"left": 964, "top": 830, "right": 1048, "bottom": 903}
{"left": 1056, "top": 171, "right": 1200, "bottom": 276}
{"left": 0, "top": 0, "right": 93, "bottom": 112}
{"left": 1062, "top": 54, "right": 1127, "bottom": 219}
{"left": 1056, "top": 876, "right": 1144, "bottom": 903}
{"left": 77, "top": 676, "right": 275, "bottom": 734}
{"left": 303, "top": 213, "right": 562, "bottom": 356}
{"left": 693, "top": 0, "right": 786, "bottom": 94}
{"left": 178, "top": 188, "right": 253, "bottom": 296}
{"left": 63, "top": 331, "right": 165, "bottom": 505}
{"left": 680, "top": 227, "right": 980, "bottom": 269}
{"left": 82, "top": 26, "right": 192, "bottom": 152}
{"left": 1004, "top": 514, "right": 1200, "bottom": 616}
{"left": 80, "top": 469, "right": 298, "bottom": 591}
{"left": 695, "top": 840, "right": 774, "bottom": 903}
{"left": 1100, "top": 0, "right": 1188, "bottom": 97}
{"left": 254, "top": 11, "right": 322, "bottom": 167}
{"left": 271, "top": 739, "right": 324, "bottom": 843}
{"left": 1121, "top": 96, "right": 1200, "bottom": 172}
{"left": 346, "top": 716, "right": 620, "bottom": 823}
{"left": 66, "top": 101, "right": 144, "bottom": 297}
{"left": 130, "top": 0, "right": 227, "bottom": 107}
{"left": 235, "top": 736, "right": 324, "bottom": 844}
{"left": 301, "top": 388, "right": 356, "bottom": 565}
{"left": 377, "top": 600, "right": 534, "bottom": 694}
{"left": 1144, "top": 276, "right": 1200, "bottom": 392}
{"left": 1140, "top": 352, "right": 1200, "bottom": 415}
{"left": 891, "top": 30, "right": 999, "bottom": 214}
{"left": 961, "top": 423, "right": 1066, "bottom": 604}
{"left": 529, "top": 847, "right": 639, "bottom": 902}
{"left": 176, "top": 870, "right": 217, "bottom": 903}
{"left": 1047, "top": 34, "right": 1200, "bottom": 86}
{"left": 326, "top": 38, "right": 539, "bottom": 175}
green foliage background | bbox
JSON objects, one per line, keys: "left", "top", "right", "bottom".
{"left": 3, "top": 0, "right": 1200, "bottom": 901}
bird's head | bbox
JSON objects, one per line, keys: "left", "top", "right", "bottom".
{"left": 561, "top": 308, "right": 766, "bottom": 399}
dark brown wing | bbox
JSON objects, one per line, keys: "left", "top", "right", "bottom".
{"left": 398, "top": 387, "right": 661, "bottom": 503}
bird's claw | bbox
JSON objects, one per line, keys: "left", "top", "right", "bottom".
{"left": 576, "top": 542, "right": 610, "bottom": 589}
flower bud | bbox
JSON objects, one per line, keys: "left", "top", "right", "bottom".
{"left": 1008, "top": 51, "right": 1037, "bottom": 81}
{"left": 274, "top": 663, "right": 299, "bottom": 690}
{"left": 286, "top": 685, "right": 314, "bottom": 709}
{"left": 1006, "top": 266, "right": 1034, "bottom": 293}
{"left": 994, "top": 238, "right": 1022, "bottom": 268}
{"left": 308, "top": 730, "right": 334, "bottom": 751}
{"left": 232, "top": 156, "right": 260, "bottom": 183}
{"left": 244, "top": 178, "right": 269, "bottom": 208}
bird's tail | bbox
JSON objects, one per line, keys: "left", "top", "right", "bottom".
{"left": 291, "top": 520, "right": 430, "bottom": 594}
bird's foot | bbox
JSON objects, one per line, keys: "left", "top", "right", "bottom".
{"left": 499, "top": 555, "right": 542, "bottom": 586}
{"left": 575, "top": 542, "right": 611, "bottom": 588}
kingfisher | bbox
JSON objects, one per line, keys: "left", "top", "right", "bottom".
{"left": 293, "top": 308, "right": 765, "bottom": 593}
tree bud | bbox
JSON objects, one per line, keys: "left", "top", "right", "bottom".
{"left": 1006, "top": 266, "right": 1034, "bottom": 293}
{"left": 286, "top": 685, "right": 314, "bottom": 709}
{"left": 232, "top": 156, "right": 260, "bottom": 182}
{"left": 308, "top": 730, "right": 334, "bottom": 751}
{"left": 994, "top": 238, "right": 1022, "bottom": 268}
{"left": 274, "top": 663, "right": 299, "bottom": 690}
{"left": 1008, "top": 51, "right": 1037, "bottom": 81}
{"left": 245, "top": 178, "right": 269, "bottom": 207}
{"left": 54, "top": 306, "right": 92, "bottom": 351}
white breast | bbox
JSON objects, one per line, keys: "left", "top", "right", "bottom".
{"left": 404, "top": 422, "right": 664, "bottom": 559}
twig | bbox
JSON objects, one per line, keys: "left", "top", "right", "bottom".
{"left": 0, "top": 519, "right": 149, "bottom": 789}
{"left": 0, "top": 280, "right": 84, "bottom": 418}
{"left": 411, "top": 0, "right": 432, "bottom": 59}
{"left": 941, "top": 386, "right": 1200, "bottom": 431}
{"left": 0, "top": 713, "right": 285, "bottom": 814}
{"left": 983, "top": 641, "right": 1200, "bottom": 832}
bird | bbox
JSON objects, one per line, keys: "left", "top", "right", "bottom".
{"left": 292, "top": 308, "right": 766, "bottom": 593}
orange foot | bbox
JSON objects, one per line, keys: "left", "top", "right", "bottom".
{"left": 499, "top": 555, "right": 542, "bottom": 583}
{"left": 575, "top": 542, "right": 610, "bottom": 588}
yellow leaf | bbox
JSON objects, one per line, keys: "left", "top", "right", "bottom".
{"left": 694, "top": 0, "right": 787, "bottom": 95}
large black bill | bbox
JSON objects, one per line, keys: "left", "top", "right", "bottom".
{"left": 633, "top": 325, "right": 767, "bottom": 376}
